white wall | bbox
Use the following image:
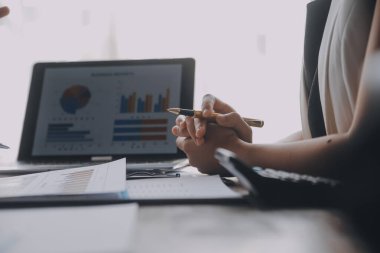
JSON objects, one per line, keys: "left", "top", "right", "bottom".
{"left": 0, "top": 0, "right": 307, "bottom": 160}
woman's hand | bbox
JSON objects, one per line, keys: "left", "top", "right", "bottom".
{"left": 171, "top": 94, "right": 252, "bottom": 145}
{"left": 171, "top": 94, "right": 252, "bottom": 174}
{"left": 176, "top": 123, "right": 245, "bottom": 175}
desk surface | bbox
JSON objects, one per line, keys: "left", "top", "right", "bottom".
{"left": 131, "top": 168, "right": 367, "bottom": 252}
{"left": 0, "top": 166, "right": 370, "bottom": 253}
{"left": 133, "top": 205, "right": 367, "bottom": 253}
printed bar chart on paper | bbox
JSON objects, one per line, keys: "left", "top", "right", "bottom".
{"left": 0, "top": 159, "right": 126, "bottom": 198}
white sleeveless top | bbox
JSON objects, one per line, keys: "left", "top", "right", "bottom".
{"left": 301, "top": 0, "right": 374, "bottom": 138}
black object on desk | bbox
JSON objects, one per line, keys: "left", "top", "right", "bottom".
{"left": 215, "top": 148, "right": 342, "bottom": 207}
{"left": 127, "top": 169, "right": 181, "bottom": 179}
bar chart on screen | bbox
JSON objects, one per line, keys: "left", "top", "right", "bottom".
{"left": 119, "top": 88, "right": 171, "bottom": 113}
{"left": 112, "top": 86, "right": 175, "bottom": 151}
{"left": 31, "top": 63, "right": 182, "bottom": 156}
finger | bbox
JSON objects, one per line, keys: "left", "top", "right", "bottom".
{"left": 194, "top": 118, "right": 206, "bottom": 145}
{"left": 176, "top": 137, "right": 191, "bottom": 153}
{"left": 172, "top": 115, "right": 190, "bottom": 137}
{"left": 175, "top": 115, "right": 186, "bottom": 127}
{"left": 0, "top": 6, "right": 10, "bottom": 19}
{"left": 185, "top": 116, "right": 198, "bottom": 144}
{"left": 201, "top": 94, "right": 236, "bottom": 117}
{"left": 171, "top": 125, "right": 191, "bottom": 137}
{"left": 176, "top": 137, "right": 195, "bottom": 152}
{"left": 172, "top": 126, "right": 190, "bottom": 137}
{"left": 176, "top": 137, "right": 186, "bottom": 151}
{"left": 215, "top": 112, "right": 252, "bottom": 142}
{"left": 194, "top": 117, "right": 206, "bottom": 138}
{"left": 201, "top": 94, "right": 217, "bottom": 117}
{"left": 177, "top": 115, "right": 188, "bottom": 132}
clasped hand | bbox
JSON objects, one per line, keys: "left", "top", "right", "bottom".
{"left": 171, "top": 94, "right": 252, "bottom": 174}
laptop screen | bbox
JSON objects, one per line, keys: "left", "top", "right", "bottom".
{"left": 18, "top": 58, "right": 195, "bottom": 162}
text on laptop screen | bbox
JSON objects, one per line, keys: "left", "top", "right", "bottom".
{"left": 32, "top": 64, "right": 182, "bottom": 156}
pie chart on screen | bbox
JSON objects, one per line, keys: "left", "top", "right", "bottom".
{"left": 60, "top": 84, "right": 91, "bottom": 114}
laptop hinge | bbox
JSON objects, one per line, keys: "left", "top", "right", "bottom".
{"left": 91, "top": 156, "right": 113, "bottom": 162}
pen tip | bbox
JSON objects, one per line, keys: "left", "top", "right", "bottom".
{"left": 167, "top": 108, "right": 180, "bottom": 114}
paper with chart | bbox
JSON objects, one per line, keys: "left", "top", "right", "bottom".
{"left": 0, "top": 158, "right": 126, "bottom": 198}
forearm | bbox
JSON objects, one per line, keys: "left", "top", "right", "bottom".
{"left": 233, "top": 132, "right": 354, "bottom": 178}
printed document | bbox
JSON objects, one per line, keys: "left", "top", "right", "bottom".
{"left": 0, "top": 158, "right": 126, "bottom": 198}
{"left": 126, "top": 175, "right": 241, "bottom": 199}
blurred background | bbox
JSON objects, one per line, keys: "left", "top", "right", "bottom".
{"left": 0, "top": 0, "right": 308, "bottom": 160}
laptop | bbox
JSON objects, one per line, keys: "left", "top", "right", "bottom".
{"left": 1, "top": 58, "right": 195, "bottom": 174}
